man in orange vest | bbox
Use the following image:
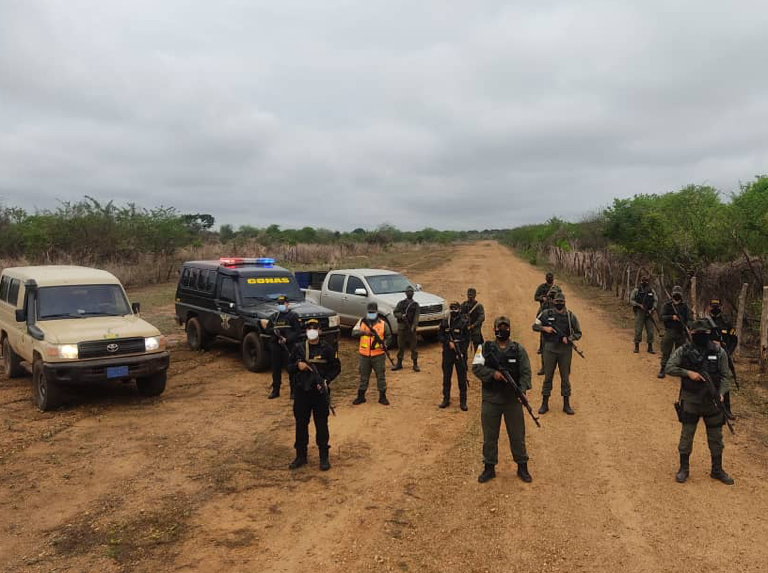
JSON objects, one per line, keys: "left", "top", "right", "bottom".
{"left": 352, "top": 302, "right": 393, "bottom": 405}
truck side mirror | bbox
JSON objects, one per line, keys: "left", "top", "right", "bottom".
{"left": 132, "top": 302, "right": 141, "bottom": 314}
{"left": 354, "top": 288, "right": 367, "bottom": 297}
{"left": 15, "top": 309, "right": 26, "bottom": 322}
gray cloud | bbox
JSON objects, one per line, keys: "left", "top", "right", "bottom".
{"left": 1, "top": 0, "right": 767, "bottom": 231}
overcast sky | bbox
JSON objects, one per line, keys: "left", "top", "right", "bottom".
{"left": 1, "top": 1, "right": 767, "bottom": 231}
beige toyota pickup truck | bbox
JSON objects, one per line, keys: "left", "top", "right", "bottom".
{"left": 0, "top": 266, "right": 169, "bottom": 411}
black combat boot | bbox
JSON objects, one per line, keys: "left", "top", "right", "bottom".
{"left": 438, "top": 396, "right": 450, "bottom": 409}
{"left": 460, "top": 395, "right": 468, "bottom": 411}
{"left": 413, "top": 359, "right": 420, "bottom": 372}
{"left": 647, "top": 343, "right": 655, "bottom": 354}
{"left": 289, "top": 449, "right": 307, "bottom": 470}
{"left": 538, "top": 395, "right": 549, "bottom": 414}
{"left": 378, "top": 391, "right": 390, "bottom": 405}
{"left": 563, "top": 396, "right": 575, "bottom": 415}
{"left": 478, "top": 463, "right": 496, "bottom": 483}
{"left": 633, "top": 342, "right": 640, "bottom": 353}
{"left": 710, "top": 454, "right": 735, "bottom": 485}
{"left": 268, "top": 387, "right": 280, "bottom": 399}
{"left": 675, "top": 453, "right": 690, "bottom": 483}
{"left": 657, "top": 364, "right": 666, "bottom": 379}
{"left": 319, "top": 447, "right": 331, "bottom": 471}
{"left": 391, "top": 359, "right": 403, "bottom": 371}
{"left": 352, "top": 390, "right": 366, "bottom": 405}
{"left": 517, "top": 463, "right": 532, "bottom": 483}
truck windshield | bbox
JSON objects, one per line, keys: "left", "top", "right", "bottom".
{"left": 37, "top": 285, "right": 132, "bottom": 320}
{"left": 239, "top": 275, "right": 304, "bottom": 302}
{"left": 366, "top": 274, "right": 415, "bottom": 295}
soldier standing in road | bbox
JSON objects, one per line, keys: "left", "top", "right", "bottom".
{"left": 630, "top": 275, "right": 658, "bottom": 354}
{"left": 705, "top": 298, "right": 737, "bottom": 419}
{"left": 267, "top": 295, "right": 301, "bottom": 399}
{"left": 472, "top": 317, "right": 533, "bottom": 484}
{"left": 461, "top": 288, "right": 485, "bottom": 353}
{"left": 534, "top": 272, "right": 557, "bottom": 309}
{"left": 535, "top": 287, "right": 560, "bottom": 376}
{"left": 658, "top": 286, "right": 690, "bottom": 379}
{"left": 352, "top": 302, "right": 393, "bottom": 406}
{"left": 665, "top": 320, "right": 734, "bottom": 485}
{"left": 392, "top": 286, "right": 420, "bottom": 372}
{"left": 286, "top": 319, "right": 341, "bottom": 471}
{"left": 533, "top": 292, "right": 582, "bottom": 415}
{"left": 438, "top": 301, "right": 470, "bottom": 411}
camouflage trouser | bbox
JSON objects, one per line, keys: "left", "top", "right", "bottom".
{"left": 661, "top": 329, "right": 687, "bottom": 368}
{"left": 481, "top": 400, "right": 528, "bottom": 465}
{"left": 358, "top": 354, "right": 386, "bottom": 393}
{"left": 542, "top": 346, "right": 573, "bottom": 397}
{"left": 397, "top": 325, "right": 418, "bottom": 363}
{"left": 633, "top": 311, "right": 656, "bottom": 344}
{"left": 678, "top": 400, "right": 724, "bottom": 456}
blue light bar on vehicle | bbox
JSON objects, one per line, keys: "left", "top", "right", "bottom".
{"left": 256, "top": 258, "right": 275, "bottom": 267}
{"left": 220, "top": 257, "right": 275, "bottom": 267}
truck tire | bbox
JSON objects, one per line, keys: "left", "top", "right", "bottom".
{"left": 2, "top": 337, "right": 25, "bottom": 379}
{"left": 242, "top": 332, "right": 269, "bottom": 372}
{"left": 186, "top": 317, "right": 209, "bottom": 351}
{"left": 33, "top": 360, "right": 63, "bottom": 412}
{"left": 137, "top": 371, "right": 167, "bottom": 397}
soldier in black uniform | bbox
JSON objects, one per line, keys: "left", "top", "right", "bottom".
{"left": 286, "top": 319, "right": 341, "bottom": 471}
{"left": 665, "top": 320, "right": 734, "bottom": 485}
{"left": 658, "top": 286, "right": 690, "bottom": 379}
{"left": 705, "top": 298, "right": 737, "bottom": 419}
{"left": 438, "top": 301, "right": 470, "bottom": 411}
{"left": 393, "top": 286, "right": 420, "bottom": 371}
{"left": 461, "top": 288, "right": 485, "bottom": 353}
{"left": 267, "top": 295, "right": 301, "bottom": 399}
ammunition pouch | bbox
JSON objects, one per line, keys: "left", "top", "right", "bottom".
{"left": 675, "top": 401, "right": 700, "bottom": 424}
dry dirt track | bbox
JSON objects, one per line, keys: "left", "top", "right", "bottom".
{"left": 2, "top": 241, "right": 768, "bottom": 573}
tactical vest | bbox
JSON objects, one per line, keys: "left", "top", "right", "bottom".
{"left": 679, "top": 342, "right": 720, "bottom": 394}
{"left": 442, "top": 316, "right": 467, "bottom": 341}
{"left": 483, "top": 341, "right": 521, "bottom": 381}
{"left": 634, "top": 288, "right": 654, "bottom": 309}
{"left": 359, "top": 320, "right": 386, "bottom": 357}
{"left": 540, "top": 309, "right": 572, "bottom": 344}
{"left": 298, "top": 341, "right": 329, "bottom": 391}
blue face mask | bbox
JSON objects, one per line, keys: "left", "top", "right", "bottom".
{"left": 278, "top": 304, "right": 287, "bottom": 313}
{"left": 366, "top": 312, "right": 377, "bottom": 321}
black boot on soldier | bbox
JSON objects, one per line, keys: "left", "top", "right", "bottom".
{"left": 675, "top": 453, "right": 690, "bottom": 483}
{"left": 538, "top": 395, "right": 549, "bottom": 415}
{"left": 710, "top": 454, "right": 735, "bottom": 485}
{"left": 563, "top": 396, "right": 575, "bottom": 415}
{"left": 352, "top": 390, "right": 366, "bottom": 405}
{"left": 378, "top": 391, "right": 390, "bottom": 406}
{"left": 517, "top": 463, "right": 532, "bottom": 483}
{"left": 391, "top": 359, "right": 403, "bottom": 371}
{"left": 268, "top": 387, "right": 280, "bottom": 399}
{"left": 478, "top": 463, "right": 496, "bottom": 483}
{"left": 460, "top": 395, "right": 468, "bottom": 411}
{"left": 413, "top": 359, "right": 420, "bottom": 372}
{"left": 319, "top": 447, "right": 331, "bottom": 471}
{"left": 438, "top": 396, "right": 450, "bottom": 409}
{"left": 633, "top": 342, "right": 640, "bottom": 354}
{"left": 647, "top": 343, "right": 655, "bottom": 354}
{"left": 289, "top": 448, "right": 307, "bottom": 470}
{"left": 657, "top": 365, "right": 666, "bottom": 379}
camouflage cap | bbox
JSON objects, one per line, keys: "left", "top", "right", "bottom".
{"left": 367, "top": 302, "right": 378, "bottom": 312}
{"left": 672, "top": 285, "right": 683, "bottom": 295}
{"left": 467, "top": 287, "right": 477, "bottom": 296}
{"left": 494, "top": 316, "right": 511, "bottom": 328}
{"left": 553, "top": 291, "right": 566, "bottom": 302}
{"left": 689, "top": 319, "right": 711, "bottom": 333}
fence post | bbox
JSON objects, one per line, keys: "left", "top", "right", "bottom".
{"left": 761, "top": 286, "right": 768, "bottom": 373}
{"left": 734, "top": 282, "right": 748, "bottom": 358}
{"left": 690, "top": 276, "right": 698, "bottom": 319}
{"left": 626, "top": 267, "right": 631, "bottom": 302}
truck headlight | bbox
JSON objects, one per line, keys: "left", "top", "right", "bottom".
{"left": 145, "top": 336, "right": 166, "bottom": 352}
{"left": 328, "top": 315, "right": 340, "bottom": 328}
{"left": 46, "top": 344, "right": 79, "bottom": 359}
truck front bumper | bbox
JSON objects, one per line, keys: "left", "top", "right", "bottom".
{"left": 43, "top": 352, "right": 170, "bottom": 384}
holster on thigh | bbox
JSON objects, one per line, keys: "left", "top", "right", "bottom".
{"left": 676, "top": 401, "right": 699, "bottom": 424}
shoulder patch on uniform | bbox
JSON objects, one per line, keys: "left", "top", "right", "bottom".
{"left": 472, "top": 344, "right": 485, "bottom": 366}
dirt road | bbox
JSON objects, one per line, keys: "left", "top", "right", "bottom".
{"left": 2, "top": 241, "right": 767, "bottom": 573}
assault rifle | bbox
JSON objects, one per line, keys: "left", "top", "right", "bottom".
{"left": 635, "top": 293, "right": 661, "bottom": 333}
{"left": 447, "top": 331, "right": 469, "bottom": 387}
{"left": 700, "top": 370, "right": 734, "bottom": 435}
{"left": 546, "top": 323, "right": 586, "bottom": 359}
{"left": 485, "top": 348, "right": 540, "bottom": 427}
{"left": 362, "top": 318, "right": 396, "bottom": 367}
{"left": 292, "top": 343, "right": 337, "bottom": 417}
{"left": 669, "top": 301, "right": 692, "bottom": 342}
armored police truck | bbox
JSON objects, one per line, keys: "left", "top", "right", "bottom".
{"left": 174, "top": 257, "right": 340, "bottom": 371}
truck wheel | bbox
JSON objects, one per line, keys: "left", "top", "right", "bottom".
{"left": 242, "top": 332, "right": 268, "bottom": 372}
{"left": 33, "top": 360, "right": 63, "bottom": 411}
{"left": 2, "top": 337, "right": 25, "bottom": 379}
{"left": 137, "top": 371, "right": 167, "bottom": 397}
{"left": 186, "top": 317, "right": 209, "bottom": 351}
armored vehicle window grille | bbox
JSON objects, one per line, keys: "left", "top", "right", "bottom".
{"left": 420, "top": 304, "right": 443, "bottom": 315}
{"left": 328, "top": 274, "right": 345, "bottom": 293}
{"left": 78, "top": 337, "right": 146, "bottom": 359}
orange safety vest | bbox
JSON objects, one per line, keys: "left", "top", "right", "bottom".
{"left": 359, "top": 320, "right": 386, "bottom": 357}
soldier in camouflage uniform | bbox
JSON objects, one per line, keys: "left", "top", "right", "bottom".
{"left": 705, "top": 298, "right": 737, "bottom": 419}
{"left": 461, "top": 288, "right": 485, "bottom": 353}
{"left": 629, "top": 275, "right": 658, "bottom": 354}
{"left": 392, "top": 286, "right": 420, "bottom": 372}
{"left": 472, "top": 316, "right": 532, "bottom": 484}
{"left": 658, "top": 285, "right": 690, "bottom": 379}
{"left": 665, "top": 320, "right": 734, "bottom": 485}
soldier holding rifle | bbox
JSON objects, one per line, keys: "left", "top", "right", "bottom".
{"left": 461, "top": 287, "right": 485, "bottom": 354}
{"left": 630, "top": 275, "right": 658, "bottom": 354}
{"left": 438, "top": 301, "right": 470, "bottom": 411}
{"left": 392, "top": 286, "right": 420, "bottom": 372}
{"left": 658, "top": 285, "right": 690, "bottom": 379}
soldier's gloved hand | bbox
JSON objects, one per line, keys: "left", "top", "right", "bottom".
{"left": 493, "top": 370, "right": 505, "bottom": 382}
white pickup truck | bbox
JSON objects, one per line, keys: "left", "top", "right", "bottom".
{"left": 303, "top": 268, "right": 448, "bottom": 341}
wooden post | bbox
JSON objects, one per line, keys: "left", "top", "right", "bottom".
{"left": 626, "top": 267, "right": 631, "bottom": 302}
{"left": 690, "top": 276, "right": 698, "bottom": 319}
{"left": 734, "top": 282, "right": 748, "bottom": 358}
{"left": 760, "top": 286, "right": 768, "bottom": 373}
